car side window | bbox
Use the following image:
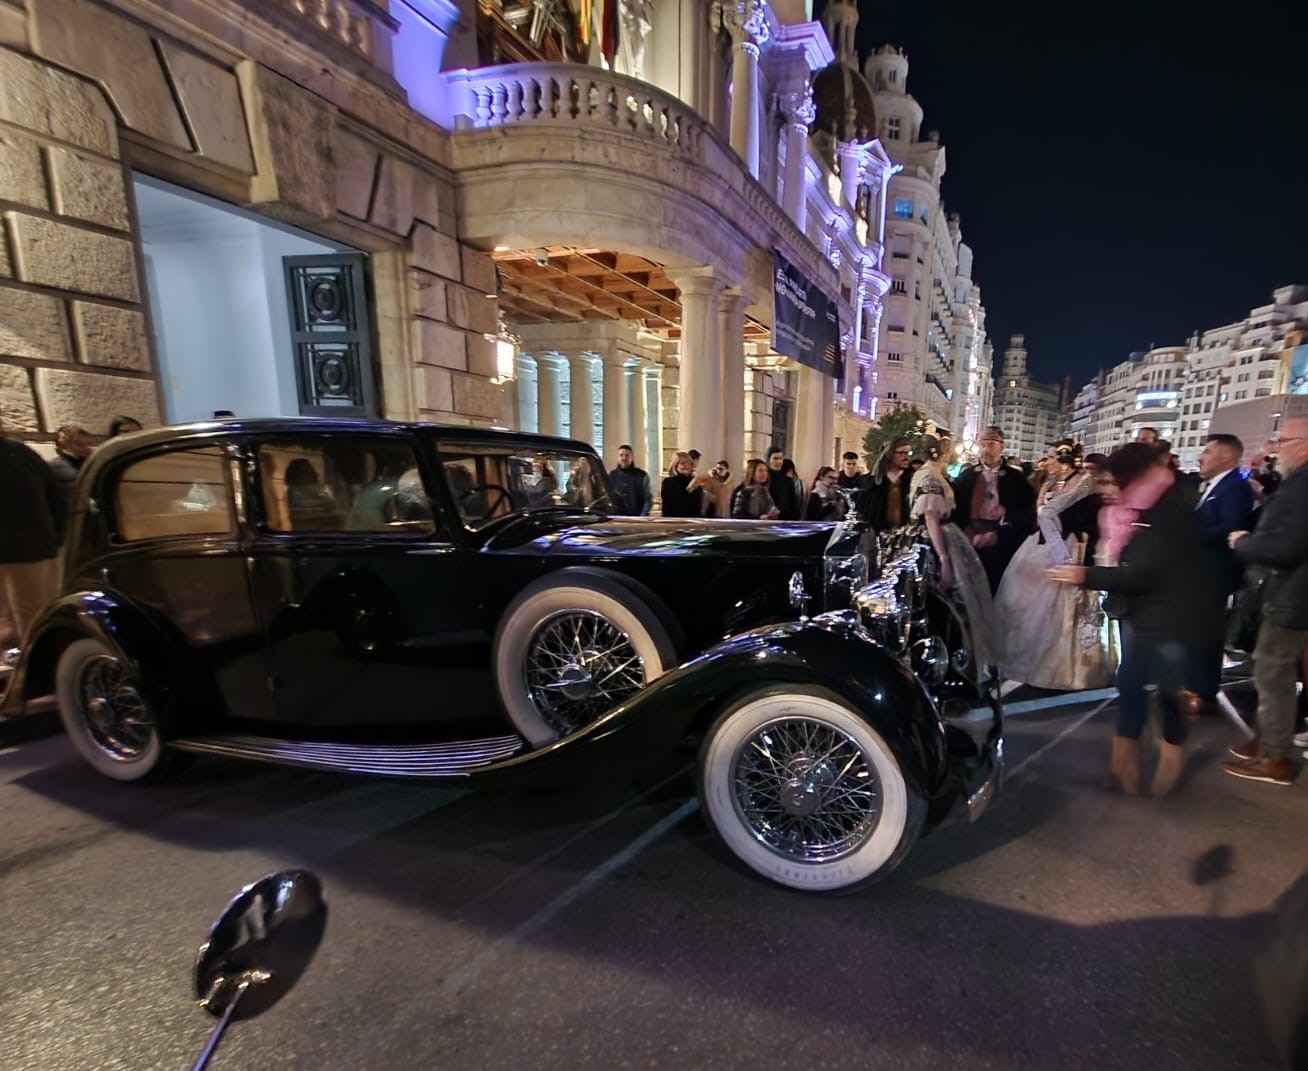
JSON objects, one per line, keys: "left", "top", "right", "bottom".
{"left": 257, "top": 438, "right": 436, "bottom": 536}
{"left": 113, "top": 447, "right": 233, "bottom": 541}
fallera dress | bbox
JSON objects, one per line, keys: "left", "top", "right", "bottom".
{"left": 909, "top": 461, "right": 1001, "bottom": 680}
{"left": 994, "top": 471, "right": 1119, "bottom": 690}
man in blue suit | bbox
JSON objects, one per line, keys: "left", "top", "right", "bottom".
{"left": 1192, "top": 433, "right": 1256, "bottom": 707}
{"left": 1196, "top": 433, "right": 1255, "bottom": 588}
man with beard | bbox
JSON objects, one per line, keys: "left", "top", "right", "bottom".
{"left": 952, "top": 426, "right": 1036, "bottom": 592}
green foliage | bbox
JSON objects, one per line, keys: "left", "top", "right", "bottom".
{"left": 862, "top": 404, "right": 931, "bottom": 468}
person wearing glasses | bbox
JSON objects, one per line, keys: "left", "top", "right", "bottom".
{"left": 951, "top": 426, "right": 1036, "bottom": 593}
{"left": 854, "top": 436, "right": 914, "bottom": 532}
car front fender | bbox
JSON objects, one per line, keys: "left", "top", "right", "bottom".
{"left": 474, "top": 613, "right": 949, "bottom": 798}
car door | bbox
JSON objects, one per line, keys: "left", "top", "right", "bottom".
{"left": 244, "top": 432, "right": 496, "bottom": 729}
{"left": 100, "top": 442, "right": 272, "bottom": 721}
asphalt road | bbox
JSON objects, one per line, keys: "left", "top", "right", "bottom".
{"left": 2, "top": 694, "right": 1305, "bottom": 1071}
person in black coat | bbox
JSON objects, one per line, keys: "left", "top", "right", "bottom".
{"left": 764, "top": 446, "right": 800, "bottom": 520}
{"left": 854, "top": 436, "right": 913, "bottom": 532}
{"left": 1050, "top": 443, "right": 1227, "bottom": 796}
{"left": 1223, "top": 416, "right": 1308, "bottom": 786}
{"left": 951, "top": 426, "right": 1036, "bottom": 592}
{"left": 660, "top": 451, "right": 709, "bottom": 518}
{"left": 0, "top": 414, "right": 68, "bottom": 647}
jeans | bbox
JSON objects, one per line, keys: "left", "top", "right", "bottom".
{"left": 1116, "top": 623, "right": 1190, "bottom": 745}
{"left": 1253, "top": 621, "right": 1308, "bottom": 761}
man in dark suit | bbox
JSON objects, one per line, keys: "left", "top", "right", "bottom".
{"left": 1190, "top": 433, "right": 1255, "bottom": 713}
{"left": 1195, "top": 433, "right": 1255, "bottom": 591}
{"left": 951, "top": 426, "right": 1036, "bottom": 592}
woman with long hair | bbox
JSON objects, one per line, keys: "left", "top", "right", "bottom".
{"left": 733, "top": 458, "right": 780, "bottom": 519}
{"left": 1049, "top": 443, "right": 1226, "bottom": 795}
{"left": 804, "top": 466, "right": 845, "bottom": 521}
{"left": 995, "top": 440, "right": 1117, "bottom": 690}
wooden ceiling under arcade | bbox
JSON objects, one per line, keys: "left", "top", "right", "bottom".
{"left": 491, "top": 247, "right": 771, "bottom": 344}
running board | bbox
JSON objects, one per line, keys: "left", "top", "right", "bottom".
{"left": 169, "top": 733, "right": 526, "bottom": 777}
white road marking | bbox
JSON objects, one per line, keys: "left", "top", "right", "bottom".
{"left": 960, "top": 686, "right": 1118, "bottom": 723}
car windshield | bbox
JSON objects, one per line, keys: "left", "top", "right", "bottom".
{"left": 438, "top": 444, "right": 613, "bottom": 529}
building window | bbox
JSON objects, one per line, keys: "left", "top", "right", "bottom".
{"left": 891, "top": 277, "right": 906, "bottom": 294}
{"left": 887, "top": 116, "right": 901, "bottom": 140}
{"left": 887, "top": 351, "right": 902, "bottom": 362}
{"left": 888, "top": 69, "right": 897, "bottom": 84}
{"left": 893, "top": 197, "right": 914, "bottom": 219}
{"left": 886, "top": 391, "right": 899, "bottom": 400}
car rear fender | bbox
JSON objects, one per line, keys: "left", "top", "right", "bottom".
{"left": 0, "top": 592, "right": 223, "bottom": 727}
{"left": 473, "top": 615, "right": 949, "bottom": 799}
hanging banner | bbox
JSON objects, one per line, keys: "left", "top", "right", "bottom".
{"left": 772, "top": 251, "right": 843, "bottom": 380}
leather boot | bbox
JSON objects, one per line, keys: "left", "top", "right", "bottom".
{"left": 1152, "top": 741, "right": 1185, "bottom": 796}
{"left": 1107, "top": 735, "right": 1140, "bottom": 795}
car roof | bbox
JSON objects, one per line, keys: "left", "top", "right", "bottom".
{"left": 84, "top": 418, "right": 600, "bottom": 477}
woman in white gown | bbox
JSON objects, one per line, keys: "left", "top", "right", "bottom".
{"left": 994, "top": 442, "right": 1118, "bottom": 690}
{"left": 909, "top": 438, "right": 1000, "bottom": 680}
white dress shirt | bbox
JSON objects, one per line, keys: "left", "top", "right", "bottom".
{"left": 1197, "top": 465, "right": 1236, "bottom": 508}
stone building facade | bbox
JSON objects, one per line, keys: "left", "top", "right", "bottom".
{"left": 867, "top": 44, "right": 990, "bottom": 436}
{"left": 992, "top": 334, "right": 1062, "bottom": 462}
{"left": 0, "top": 0, "right": 902, "bottom": 489}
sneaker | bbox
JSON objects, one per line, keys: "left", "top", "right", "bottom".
{"left": 1229, "top": 736, "right": 1259, "bottom": 760}
{"left": 1224, "top": 756, "right": 1294, "bottom": 786}
{"left": 1294, "top": 730, "right": 1308, "bottom": 750}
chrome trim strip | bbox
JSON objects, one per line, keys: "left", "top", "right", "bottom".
{"left": 169, "top": 733, "right": 525, "bottom": 777}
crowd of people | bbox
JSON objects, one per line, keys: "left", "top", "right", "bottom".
{"left": 0, "top": 415, "right": 143, "bottom": 652}
{"left": 606, "top": 419, "right": 1308, "bottom": 795}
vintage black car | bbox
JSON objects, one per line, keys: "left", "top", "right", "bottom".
{"left": 2, "top": 418, "right": 1002, "bottom": 892}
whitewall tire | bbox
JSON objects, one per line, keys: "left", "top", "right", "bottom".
{"left": 493, "top": 572, "right": 676, "bottom": 747}
{"left": 56, "top": 638, "right": 167, "bottom": 782}
{"left": 698, "top": 688, "right": 925, "bottom": 892}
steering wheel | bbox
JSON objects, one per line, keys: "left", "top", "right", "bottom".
{"left": 468, "top": 482, "right": 512, "bottom": 518}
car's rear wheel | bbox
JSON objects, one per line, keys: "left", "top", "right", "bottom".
{"left": 56, "top": 639, "right": 170, "bottom": 782}
{"left": 493, "top": 572, "right": 676, "bottom": 747}
{"left": 697, "top": 688, "right": 926, "bottom": 892}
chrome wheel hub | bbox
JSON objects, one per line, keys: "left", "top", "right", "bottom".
{"left": 524, "top": 610, "right": 645, "bottom": 736}
{"left": 77, "top": 654, "right": 153, "bottom": 760}
{"left": 731, "top": 717, "right": 881, "bottom": 863}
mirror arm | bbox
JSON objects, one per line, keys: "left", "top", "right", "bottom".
{"left": 189, "top": 977, "right": 252, "bottom": 1071}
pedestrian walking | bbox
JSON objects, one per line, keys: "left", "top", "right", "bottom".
{"left": 1049, "top": 443, "right": 1227, "bottom": 795}
{"left": 854, "top": 436, "right": 913, "bottom": 533}
{"left": 0, "top": 414, "right": 68, "bottom": 648}
{"left": 1222, "top": 416, "right": 1308, "bottom": 786}
{"left": 950, "top": 427, "right": 1036, "bottom": 592}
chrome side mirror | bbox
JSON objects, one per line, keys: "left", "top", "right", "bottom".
{"left": 189, "top": 870, "right": 327, "bottom": 1071}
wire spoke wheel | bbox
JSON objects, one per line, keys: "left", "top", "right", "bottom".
{"left": 523, "top": 609, "right": 645, "bottom": 736}
{"left": 77, "top": 654, "right": 154, "bottom": 760}
{"left": 730, "top": 716, "right": 882, "bottom": 863}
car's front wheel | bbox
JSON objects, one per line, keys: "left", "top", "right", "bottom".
{"left": 698, "top": 688, "right": 926, "bottom": 892}
{"left": 56, "top": 638, "right": 170, "bottom": 782}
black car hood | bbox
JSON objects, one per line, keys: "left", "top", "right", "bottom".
{"left": 482, "top": 513, "right": 842, "bottom": 559}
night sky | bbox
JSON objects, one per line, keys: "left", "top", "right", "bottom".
{"left": 816, "top": 0, "right": 1308, "bottom": 390}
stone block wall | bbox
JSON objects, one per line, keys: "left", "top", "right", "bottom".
{"left": 0, "top": 48, "right": 160, "bottom": 437}
{"left": 1, "top": 0, "right": 502, "bottom": 438}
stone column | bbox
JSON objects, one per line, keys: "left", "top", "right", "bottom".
{"left": 600, "top": 353, "right": 632, "bottom": 463}
{"left": 778, "top": 84, "right": 815, "bottom": 231}
{"left": 627, "top": 359, "right": 649, "bottom": 473}
{"left": 643, "top": 363, "right": 665, "bottom": 474}
{"left": 568, "top": 353, "right": 596, "bottom": 448}
{"left": 536, "top": 353, "right": 566, "bottom": 437}
{"left": 719, "top": 290, "right": 750, "bottom": 469}
{"left": 723, "top": 0, "right": 770, "bottom": 178}
{"left": 838, "top": 142, "right": 863, "bottom": 214}
{"left": 514, "top": 353, "right": 539, "bottom": 434}
{"left": 667, "top": 267, "right": 727, "bottom": 463}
